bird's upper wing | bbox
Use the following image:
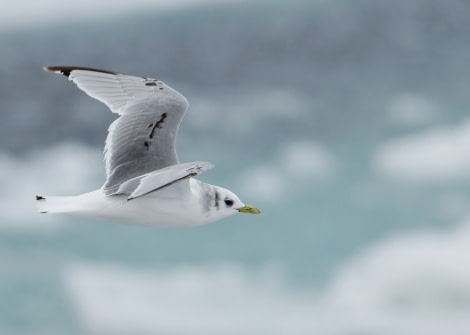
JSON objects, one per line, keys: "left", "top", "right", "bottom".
{"left": 115, "top": 161, "right": 213, "bottom": 200}
{"left": 45, "top": 66, "right": 189, "bottom": 195}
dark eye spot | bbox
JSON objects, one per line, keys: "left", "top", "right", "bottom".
{"left": 224, "top": 198, "right": 234, "bottom": 207}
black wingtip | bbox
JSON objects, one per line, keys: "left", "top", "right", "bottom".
{"left": 43, "top": 66, "right": 72, "bottom": 77}
{"left": 36, "top": 195, "right": 46, "bottom": 201}
{"left": 44, "top": 65, "right": 120, "bottom": 77}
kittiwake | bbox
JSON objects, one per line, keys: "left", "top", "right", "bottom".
{"left": 36, "top": 66, "right": 260, "bottom": 227}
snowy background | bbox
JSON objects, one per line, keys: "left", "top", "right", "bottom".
{"left": 1, "top": 0, "right": 470, "bottom": 334}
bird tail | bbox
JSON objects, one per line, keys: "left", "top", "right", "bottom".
{"left": 35, "top": 195, "right": 78, "bottom": 214}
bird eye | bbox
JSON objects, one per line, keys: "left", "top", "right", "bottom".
{"left": 224, "top": 198, "right": 234, "bottom": 207}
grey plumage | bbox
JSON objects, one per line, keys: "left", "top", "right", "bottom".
{"left": 44, "top": 66, "right": 188, "bottom": 195}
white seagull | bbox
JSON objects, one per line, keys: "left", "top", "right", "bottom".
{"left": 36, "top": 66, "right": 260, "bottom": 227}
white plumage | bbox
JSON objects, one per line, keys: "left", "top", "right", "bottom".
{"left": 36, "top": 66, "right": 260, "bottom": 226}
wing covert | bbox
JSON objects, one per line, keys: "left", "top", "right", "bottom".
{"left": 114, "top": 161, "right": 214, "bottom": 200}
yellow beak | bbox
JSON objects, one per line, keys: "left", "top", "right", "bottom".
{"left": 237, "top": 204, "right": 261, "bottom": 214}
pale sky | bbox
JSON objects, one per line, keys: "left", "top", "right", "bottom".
{"left": 0, "top": 0, "right": 246, "bottom": 30}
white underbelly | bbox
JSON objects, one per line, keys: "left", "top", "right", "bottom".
{"left": 76, "top": 189, "right": 207, "bottom": 227}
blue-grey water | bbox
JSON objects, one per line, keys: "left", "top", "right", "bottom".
{"left": 2, "top": 1, "right": 470, "bottom": 334}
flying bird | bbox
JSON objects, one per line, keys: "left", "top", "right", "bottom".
{"left": 36, "top": 66, "right": 260, "bottom": 226}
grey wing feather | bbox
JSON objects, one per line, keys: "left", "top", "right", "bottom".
{"left": 44, "top": 66, "right": 189, "bottom": 194}
{"left": 114, "top": 161, "right": 214, "bottom": 200}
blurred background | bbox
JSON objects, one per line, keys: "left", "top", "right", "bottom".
{"left": 1, "top": 0, "right": 470, "bottom": 334}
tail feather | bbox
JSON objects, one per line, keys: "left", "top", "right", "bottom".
{"left": 35, "top": 195, "right": 78, "bottom": 214}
